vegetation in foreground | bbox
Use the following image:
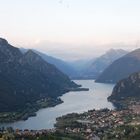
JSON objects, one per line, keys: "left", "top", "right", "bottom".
{"left": 0, "top": 98, "right": 63, "bottom": 123}
{"left": 0, "top": 127, "right": 85, "bottom": 140}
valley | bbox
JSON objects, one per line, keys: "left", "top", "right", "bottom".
{"left": 1, "top": 1, "right": 140, "bottom": 139}
{"left": 0, "top": 38, "right": 140, "bottom": 139}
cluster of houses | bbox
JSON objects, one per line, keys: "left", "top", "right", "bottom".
{"left": 59, "top": 101, "right": 140, "bottom": 139}
{"left": 0, "top": 101, "right": 139, "bottom": 140}
{"left": 0, "top": 128, "right": 55, "bottom": 139}
{"left": 15, "top": 128, "right": 55, "bottom": 137}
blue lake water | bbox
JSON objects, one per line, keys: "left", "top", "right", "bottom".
{"left": 0, "top": 80, "right": 115, "bottom": 130}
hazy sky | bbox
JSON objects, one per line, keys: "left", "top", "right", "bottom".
{"left": 0, "top": 0, "right": 140, "bottom": 60}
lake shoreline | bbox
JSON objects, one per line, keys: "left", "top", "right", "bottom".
{"left": 0, "top": 80, "right": 114, "bottom": 130}
{"left": 0, "top": 98, "right": 63, "bottom": 123}
{"left": 0, "top": 86, "right": 89, "bottom": 123}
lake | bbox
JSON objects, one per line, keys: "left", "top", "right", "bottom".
{"left": 0, "top": 80, "right": 115, "bottom": 130}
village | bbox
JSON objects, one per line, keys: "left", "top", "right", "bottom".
{"left": 0, "top": 100, "right": 140, "bottom": 140}
{"left": 55, "top": 100, "right": 140, "bottom": 140}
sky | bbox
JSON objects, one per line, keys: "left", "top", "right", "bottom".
{"left": 0, "top": 0, "right": 140, "bottom": 60}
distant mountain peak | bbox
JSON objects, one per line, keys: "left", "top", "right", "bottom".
{"left": 0, "top": 38, "right": 8, "bottom": 46}
{"left": 107, "top": 48, "right": 116, "bottom": 52}
{"left": 23, "top": 49, "right": 43, "bottom": 62}
{"left": 82, "top": 48, "right": 128, "bottom": 79}
{"left": 96, "top": 48, "right": 140, "bottom": 83}
{"left": 108, "top": 48, "right": 125, "bottom": 52}
{"left": 124, "top": 48, "right": 140, "bottom": 59}
{"left": 105, "top": 49, "right": 127, "bottom": 57}
{"left": 25, "top": 49, "right": 37, "bottom": 56}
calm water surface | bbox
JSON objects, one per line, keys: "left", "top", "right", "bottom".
{"left": 0, "top": 80, "right": 115, "bottom": 130}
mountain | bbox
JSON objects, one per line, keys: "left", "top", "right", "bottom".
{"left": 82, "top": 49, "right": 128, "bottom": 79}
{"left": 68, "top": 58, "right": 95, "bottom": 79}
{"left": 109, "top": 72, "right": 140, "bottom": 101}
{"left": 108, "top": 72, "right": 140, "bottom": 108}
{"left": 33, "top": 50, "right": 78, "bottom": 78}
{"left": 0, "top": 38, "right": 78, "bottom": 112}
{"left": 20, "top": 48, "right": 77, "bottom": 78}
{"left": 96, "top": 48, "right": 140, "bottom": 83}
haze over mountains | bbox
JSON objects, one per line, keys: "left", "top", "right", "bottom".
{"left": 0, "top": 38, "right": 78, "bottom": 112}
{"left": 82, "top": 49, "right": 128, "bottom": 79}
{"left": 20, "top": 48, "right": 128, "bottom": 80}
{"left": 20, "top": 48, "right": 78, "bottom": 78}
{"left": 96, "top": 48, "right": 140, "bottom": 83}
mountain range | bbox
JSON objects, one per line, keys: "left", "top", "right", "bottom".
{"left": 21, "top": 48, "right": 128, "bottom": 80}
{"left": 20, "top": 48, "right": 94, "bottom": 79}
{"left": 81, "top": 49, "right": 128, "bottom": 79}
{"left": 20, "top": 48, "right": 78, "bottom": 78}
{"left": 0, "top": 38, "right": 78, "bottom": 112}
{"left": 96, "top": 48, "right": 140, "bottom": 83}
